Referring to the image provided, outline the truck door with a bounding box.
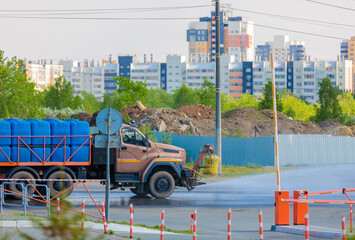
[117,128,152,173]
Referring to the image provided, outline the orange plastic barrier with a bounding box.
[275,191,290,225]
[293,190,308,225]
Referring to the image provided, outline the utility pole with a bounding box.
[215,0,222,174]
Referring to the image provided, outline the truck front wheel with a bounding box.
[8,171,36,200]
[46,171,74,199]
[148,171,175,199]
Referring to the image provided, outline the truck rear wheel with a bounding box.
[148,171,175,199]
[46,171,74,199]
[8,171,36,200]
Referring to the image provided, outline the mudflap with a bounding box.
[181,176,205,191]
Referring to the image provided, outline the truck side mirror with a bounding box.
[144,133,150,147]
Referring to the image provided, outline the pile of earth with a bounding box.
[71,104,355,137]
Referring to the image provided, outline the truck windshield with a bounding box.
[122,128,145,146]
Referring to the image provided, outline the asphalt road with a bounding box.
[3,165,355,239]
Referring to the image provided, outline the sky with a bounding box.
[0,0,355,63]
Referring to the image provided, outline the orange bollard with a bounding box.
[57,198,60,219]
[190,213,193,234]
[294,190,308,225]
[342,216,346,240]
[227,208,231,240]
[350,205,353,233]
[81,200,85,231]
[275,191,290,225]
[259,210,263,240]
[193,210,197,240]
[129,204,133,238]
[102,203,107,234]
[305,214,309,240]
[160,210,165,240]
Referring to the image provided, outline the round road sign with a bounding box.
[96,108,122,135]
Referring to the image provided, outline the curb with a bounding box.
[0,220,176,235]
[271,225,342,239]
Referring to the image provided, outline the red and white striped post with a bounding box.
[160,210,165,240]
[102,203,107,234]
[342,216,346,240]
[81,200,85,231]
[227,208,232,240]
[193,209,197,240]
[57,198,60,219]
[190,213,193,234]
[305,214,309,240]
[350,205,353,233]
[259,210,263,240]
[129,204,134,238]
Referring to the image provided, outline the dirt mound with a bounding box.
[330,126,354,137]
[318,119,344,133]
[71,112,92,123]
[223,108,269,120]
[178,105,215,120]
[260,109,290,120]
[120,105,149,120]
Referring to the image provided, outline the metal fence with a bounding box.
[154,133,355,166]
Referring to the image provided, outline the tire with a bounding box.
[8,171,36,200]
[46,171,74,199]
[130,184,149,197]
[148,171,175,199]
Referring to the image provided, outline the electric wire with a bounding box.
[306,0,355,11]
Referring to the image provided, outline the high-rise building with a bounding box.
[256,35,306,61]
[340,36,355,61]
[187,8,254,63]
[24,60,63,90]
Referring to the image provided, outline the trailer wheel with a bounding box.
[46,171,74,199]
[148,171,175,199]
[8,171,36,200]
[130,184,149,197]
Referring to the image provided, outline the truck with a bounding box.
[0,118,214,199]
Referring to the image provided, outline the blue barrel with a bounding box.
[8,120,31,146]
[0,120,11,146]
[48,120,70,145]
[70,146,90,162]
[31,147,50,162]
[11,147,31,162]
[69,121,90,146]
[51,146,70,162]
[29,120,51,145]
[0,146,11,162]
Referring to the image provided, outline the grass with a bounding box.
[186,163,275,178]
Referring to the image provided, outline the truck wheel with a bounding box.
[8,171,36,200]
[130,184,149,197]
[46,171,74,199]
[148,171,175,199]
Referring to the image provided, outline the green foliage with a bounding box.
[99,92,123,112]
[258,80,283,112]
[315,77,342,122]
[80,91,100,114]
[281,95,316,121]
[0,50,44,119]
[19,202,104,240]
[221,93,238,113]
[144,88,173,108]
[115,77,148,107]
[138,125,158,142]
[196,78,215,108]
[234,93,258,109]
[236,128,244,138]
[172,84,199,108]
[161,132,172,144]
[41,76,83,111]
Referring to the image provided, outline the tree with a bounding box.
[41,76,83,110]
[144,88,173,108]
[196,78,215,108]
[258,80,283,112]
[315,77,342,122]
[0,50,43,119]
[80,91,100,114]
[99,92,123,112]
[172,84,199,109]
[281,95,316,121]
[338,92,355,125]
[115,77,148,107]
[235,93,258,109]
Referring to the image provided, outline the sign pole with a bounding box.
[105,108,111,220]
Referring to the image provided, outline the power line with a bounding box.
[306,0,355,11]
[0,16,198,20]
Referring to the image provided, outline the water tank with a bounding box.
[48,120,70,145]
[70,146,90,162]
[0,146,11,162]
[51,146,70,162]
[69,121,90,145]
[8,120,31,146]
[0,120,11,145]
[31,147,50,162]
[11,147,31,162]
[29,120,51,145]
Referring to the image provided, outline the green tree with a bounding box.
[41,76,83,110]
[338,92,355,125]
[172,84,199,109]
[115,77,148,107]
[235,93,258,109]
[0,50,43,119]
[281,95,316,121]
[221,93,238,113]
[144,88,173,108]
[80,91,101,114]
[196,78,215,108]
[258,80,283,111]
[315,77,342,122]
[99,92,123,112]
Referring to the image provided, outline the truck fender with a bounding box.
[142,161,182,183]
[43,166,77,180]
[7,167,40,180]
